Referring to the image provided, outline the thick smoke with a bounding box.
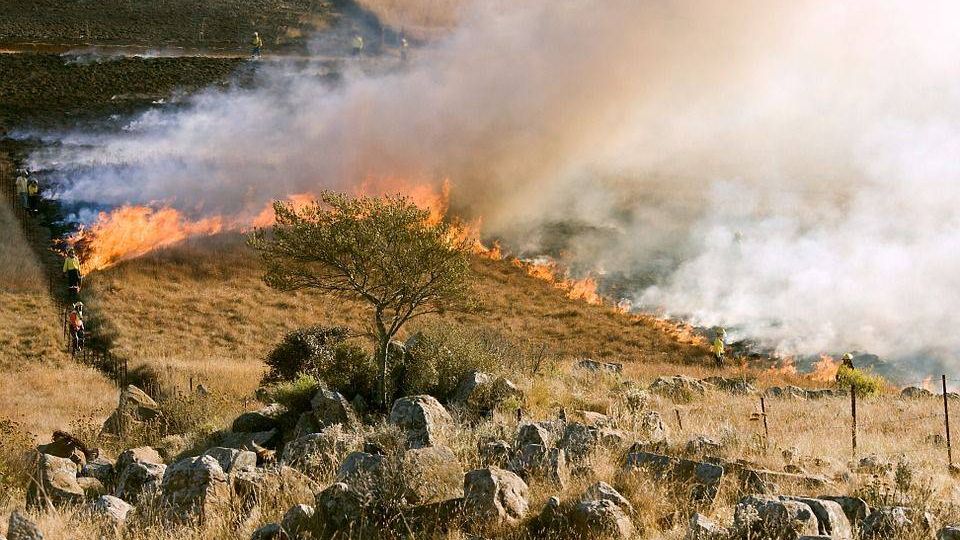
[30,0,960,367]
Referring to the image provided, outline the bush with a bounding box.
[262,326,350,384]
[266,373,322,412]
[399,322,503,401]
[836,366,886,397]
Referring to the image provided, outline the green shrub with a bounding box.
[835,366,886,397]
[266,373,322,412]
[262,326,350,384]
[400,322,504,401]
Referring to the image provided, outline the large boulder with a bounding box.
[233,466,320,514]
[201,447,257,474]
[576,359,623,374]
[114,447,166,502]
[80,456,116,488]
[8,510,43,540]
[940,526,960,540]
[280,503,315,538]
[582,481,634,515]
[281,426,358,478]
[624,451,724,503]
[734,495,819,539]
[688,512,728,540]
[89,495,134,524]
[401,445,465,505]
[861,506,935,539]
[478,439,513,468]
[570,499,635,539]
[311,388,358,428]
[336,451,386,488]
[558,422,599,463]
[313,482,372,537]
[388,395,454,448]
[232,403,288,433]
[450,371,523,413]
[103,385,163,434]
[780,496,852,539]
[649,376,707,400]
[517,422,556,448]
[819,496,870,525]
[463,467,529,528]
[507,444,568,487]
[36,431,89,467]
[27,453,84,509]
[160,455,232,521]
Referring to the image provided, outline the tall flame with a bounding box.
[809,354,839,382]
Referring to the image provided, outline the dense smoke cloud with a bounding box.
[30,0,960,366]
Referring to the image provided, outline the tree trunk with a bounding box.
[375,310,391,411]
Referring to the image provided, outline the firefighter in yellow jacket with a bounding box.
[251,32,263,58]
[63,249,83,295]
[15,170,28,208]
[712,327,726,367]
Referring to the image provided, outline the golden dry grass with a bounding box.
[356,0,464,31]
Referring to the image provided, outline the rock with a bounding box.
[703,376,758,395]
[624,451,724,503]
[939,526,960,540]
[280,504,314,538]
[576,358,623,374]
[462,467,529,527]
[216,429,281,452]
[901,386,935,399]
[291,411,323,439]
[478,439,513,468]
[856,454,893,474]
[558,422,599,463]
[687,512,728,540]
[570,499,635,539]
[195,384,211,396]
[202,447,257,474]
[736,467,830,492]
[781,497,853,539]
[861,506,935,539]
[650,376,707,400]
[250,523,284,540]
[77,476,106,498]
[27,453,84,509]
[686,436,722,457]
[102,385,163,434]
[336,451,386,487]
[388,395,454,448]
[533,496,567,534]
[451,371,523,413]
[80,456,115,487]
[89,495,133,524]
[507,444,568,487]
[8,511,43,540]
[311,388,358,428]
[805,389,841,400]
[636,411,669,448]
[281,426,358,478]
[819,496,870,525]
[233,466,319,515]
[734,495,819,539]
[620,387,650,413]
[36,431,89,467]
[575,410,611,427]
[314,482,372,536]
[582,481,634,515]
[114,447,166,502]
[160,455,231,521]
[517,422,555,448]
[766,386,809,399]
[155,434,189,462]
[232,403,288,433]
[400,445,465,505]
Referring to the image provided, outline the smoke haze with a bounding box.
[29,0,960,367]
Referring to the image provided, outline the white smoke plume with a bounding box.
[29,0,960,368]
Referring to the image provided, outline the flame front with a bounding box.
[809,354,839,382]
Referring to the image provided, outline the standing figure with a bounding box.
[15,170,28,209]
[63,248,83,297]
[26,177,39,213]
[352,33,364,56]
[251,32,263,59]
[712,327,726,368]
[68,302,85,353]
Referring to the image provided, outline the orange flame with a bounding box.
[922,376,933,392]
[809,354,839,382]
[251,192,317,227]
[510,256,602,305]
[72,206,223,271]
[766,357,799,376]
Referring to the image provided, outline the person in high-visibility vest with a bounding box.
[26,177,39,213]
[836,352,855,381]
[63,248,83,293]
[68,302,85,352]
[400,37,409,62]
[15,170,28,208]
[712,327,726,367]
[352,34,364,56]
[251,32,263,59]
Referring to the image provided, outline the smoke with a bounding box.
[28,0,960,367]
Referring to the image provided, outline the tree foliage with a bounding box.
[249,191,474,407]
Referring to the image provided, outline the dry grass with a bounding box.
[356,0,464,31]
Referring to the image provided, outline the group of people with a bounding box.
[63,249,86,352]
[249,29,409,61]
[14,168,40,213]
[711,326,856,378]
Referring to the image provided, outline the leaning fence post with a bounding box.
[943,374,953,469]
[851,384,858,459]
[674,408,683,431]
[760,396,770,450]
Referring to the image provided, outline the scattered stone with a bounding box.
[202,447,257,474]
[451,371,523,413]
[582,481,634,515]
[856,454,893,474]
[36,431,89,467]
[314,482,372,536]
[280,504,314,538]
[703,376,758,395]
[250,523,284,540]
[89,495,133,524]
[232,403,288,433]
[311,388,358,428]
[649,376,707,400]
[81,456,115,487]
[570,499,635,539]
[901,387,935,399]
[77,476,106,498]
[114,447,166,502]
[216,429,281,452]
[462,467,529,527]
[336,451,385,487]
[160,455,231,521]
[401,445,465,505]
[685,436,722,457]
[765,386,808,399]
[281,427,358,478]
[781,496,853,539]
[624,451,724,503]
[819,496,870,525]
[388,395,454,448]
[861,506,935,539]
[576,359,623,374]
[939,526,960,540]
[102,385,163,434]
[688,512,728,540]
[8,510,43,540]
[508,444,568,488]
[558,422,599,463]
[27,453,83,509]
[734,495,819,539]
[478,439,513,468]
[517,422,555,448]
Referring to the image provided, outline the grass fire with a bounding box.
[3,1,960,539]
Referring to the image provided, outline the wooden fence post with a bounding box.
[851,384,858,459]
[760,396,770,450]
[674,408,683,431]
[943,375,953,469]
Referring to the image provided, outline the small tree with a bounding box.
[249,191,474,409]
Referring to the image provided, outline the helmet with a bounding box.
[717,327,727,336]
[73,302,84,310]
[842,352,853,361]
